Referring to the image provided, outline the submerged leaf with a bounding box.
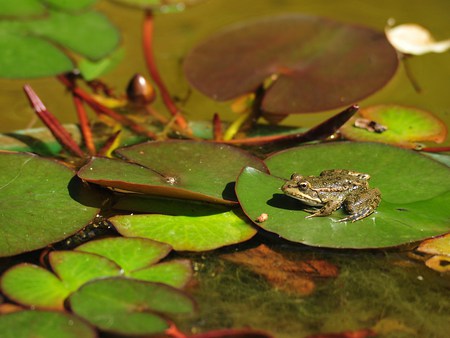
[184,14,398,114]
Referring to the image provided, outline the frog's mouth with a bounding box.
[285,190,323,207]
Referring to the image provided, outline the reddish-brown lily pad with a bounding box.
[183,14,398,114]
[78,140,267,204]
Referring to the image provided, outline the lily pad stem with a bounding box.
[142,10,189,131]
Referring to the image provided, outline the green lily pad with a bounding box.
[0,0,46,18]
[129,260,192,287]
[0,8,119,78]
[78,140,268,204]
[1,251,121,309]
[111,210,257,251]
[44,0,97,11]
[340,105,448,148]
[76,237,171,272]
[0,152,99,257]
[183,14,398,114]
[69,277,195,335]
[0,263,70,310]
[235,142,450,248]
[0,310,96,338]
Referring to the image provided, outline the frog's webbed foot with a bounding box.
[304,200,342,219]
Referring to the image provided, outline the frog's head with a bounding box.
[281,173,322,206]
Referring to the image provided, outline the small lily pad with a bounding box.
[0,310,96,338]
[184,14,398,114]
[76,237,172,272]
[0,152,99,257]
[78,140,268,204]
[1,251,121,309]
[69,277,195,335]
[75,237,193,287]
[111,210,257,251]
[0,8,120,78]
[340,105,447,147]
[235,142,450,248]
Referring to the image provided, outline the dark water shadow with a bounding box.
[67,175,110,209]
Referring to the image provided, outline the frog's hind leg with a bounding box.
[340,188,381,222]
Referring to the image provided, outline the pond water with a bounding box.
[0,1,449,337]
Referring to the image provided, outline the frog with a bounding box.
[281,169,381,222]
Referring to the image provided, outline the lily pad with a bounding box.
[78,140,268,204]
[0,0,46,18]
[0,310,96,338]
[183,14,398,114]
[0,152,99,257]
[0,8,119,78]
[235,142,450,248]
[75,237,193,287]
[69,277,195,335]
[1,251,121,309]
[111,210,257,251]
[340,105,447,147]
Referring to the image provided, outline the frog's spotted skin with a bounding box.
[281,169,381,222]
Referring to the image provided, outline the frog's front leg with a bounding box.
[339,188,381,222]
[304,199,343,219]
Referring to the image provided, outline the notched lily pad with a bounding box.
[184,14,398,114]
[236,142,450,248]
[340,105,447,148]
[78,140,268,204]
[69,277,195,335]
[0,152,99,257]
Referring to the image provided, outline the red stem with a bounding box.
[142,10,189,130]
[23,85,86,158]
[58,75,158,139]
[421,146,450,153]
[73,95,96,155]
[212,113,222,141]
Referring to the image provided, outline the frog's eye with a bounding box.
[298,182,310,190]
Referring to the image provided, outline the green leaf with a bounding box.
[75,237,172,272]
[69,277,195,335]
[0,152,99,257]
[235,142,450,249]
[1,263,69,310]
[340,105,448,147]
[78,47,125,80]
[0,310,96,338]
[0,0,46,18]
[111,210,257,251]
[129,260,192,287]
[49,251,122,292]
[0,34,74,78]
[78,140,268,204]
[30,10,120,61]
[184,14,398,114]
[0,7,120,78]
[43,0,97,11]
